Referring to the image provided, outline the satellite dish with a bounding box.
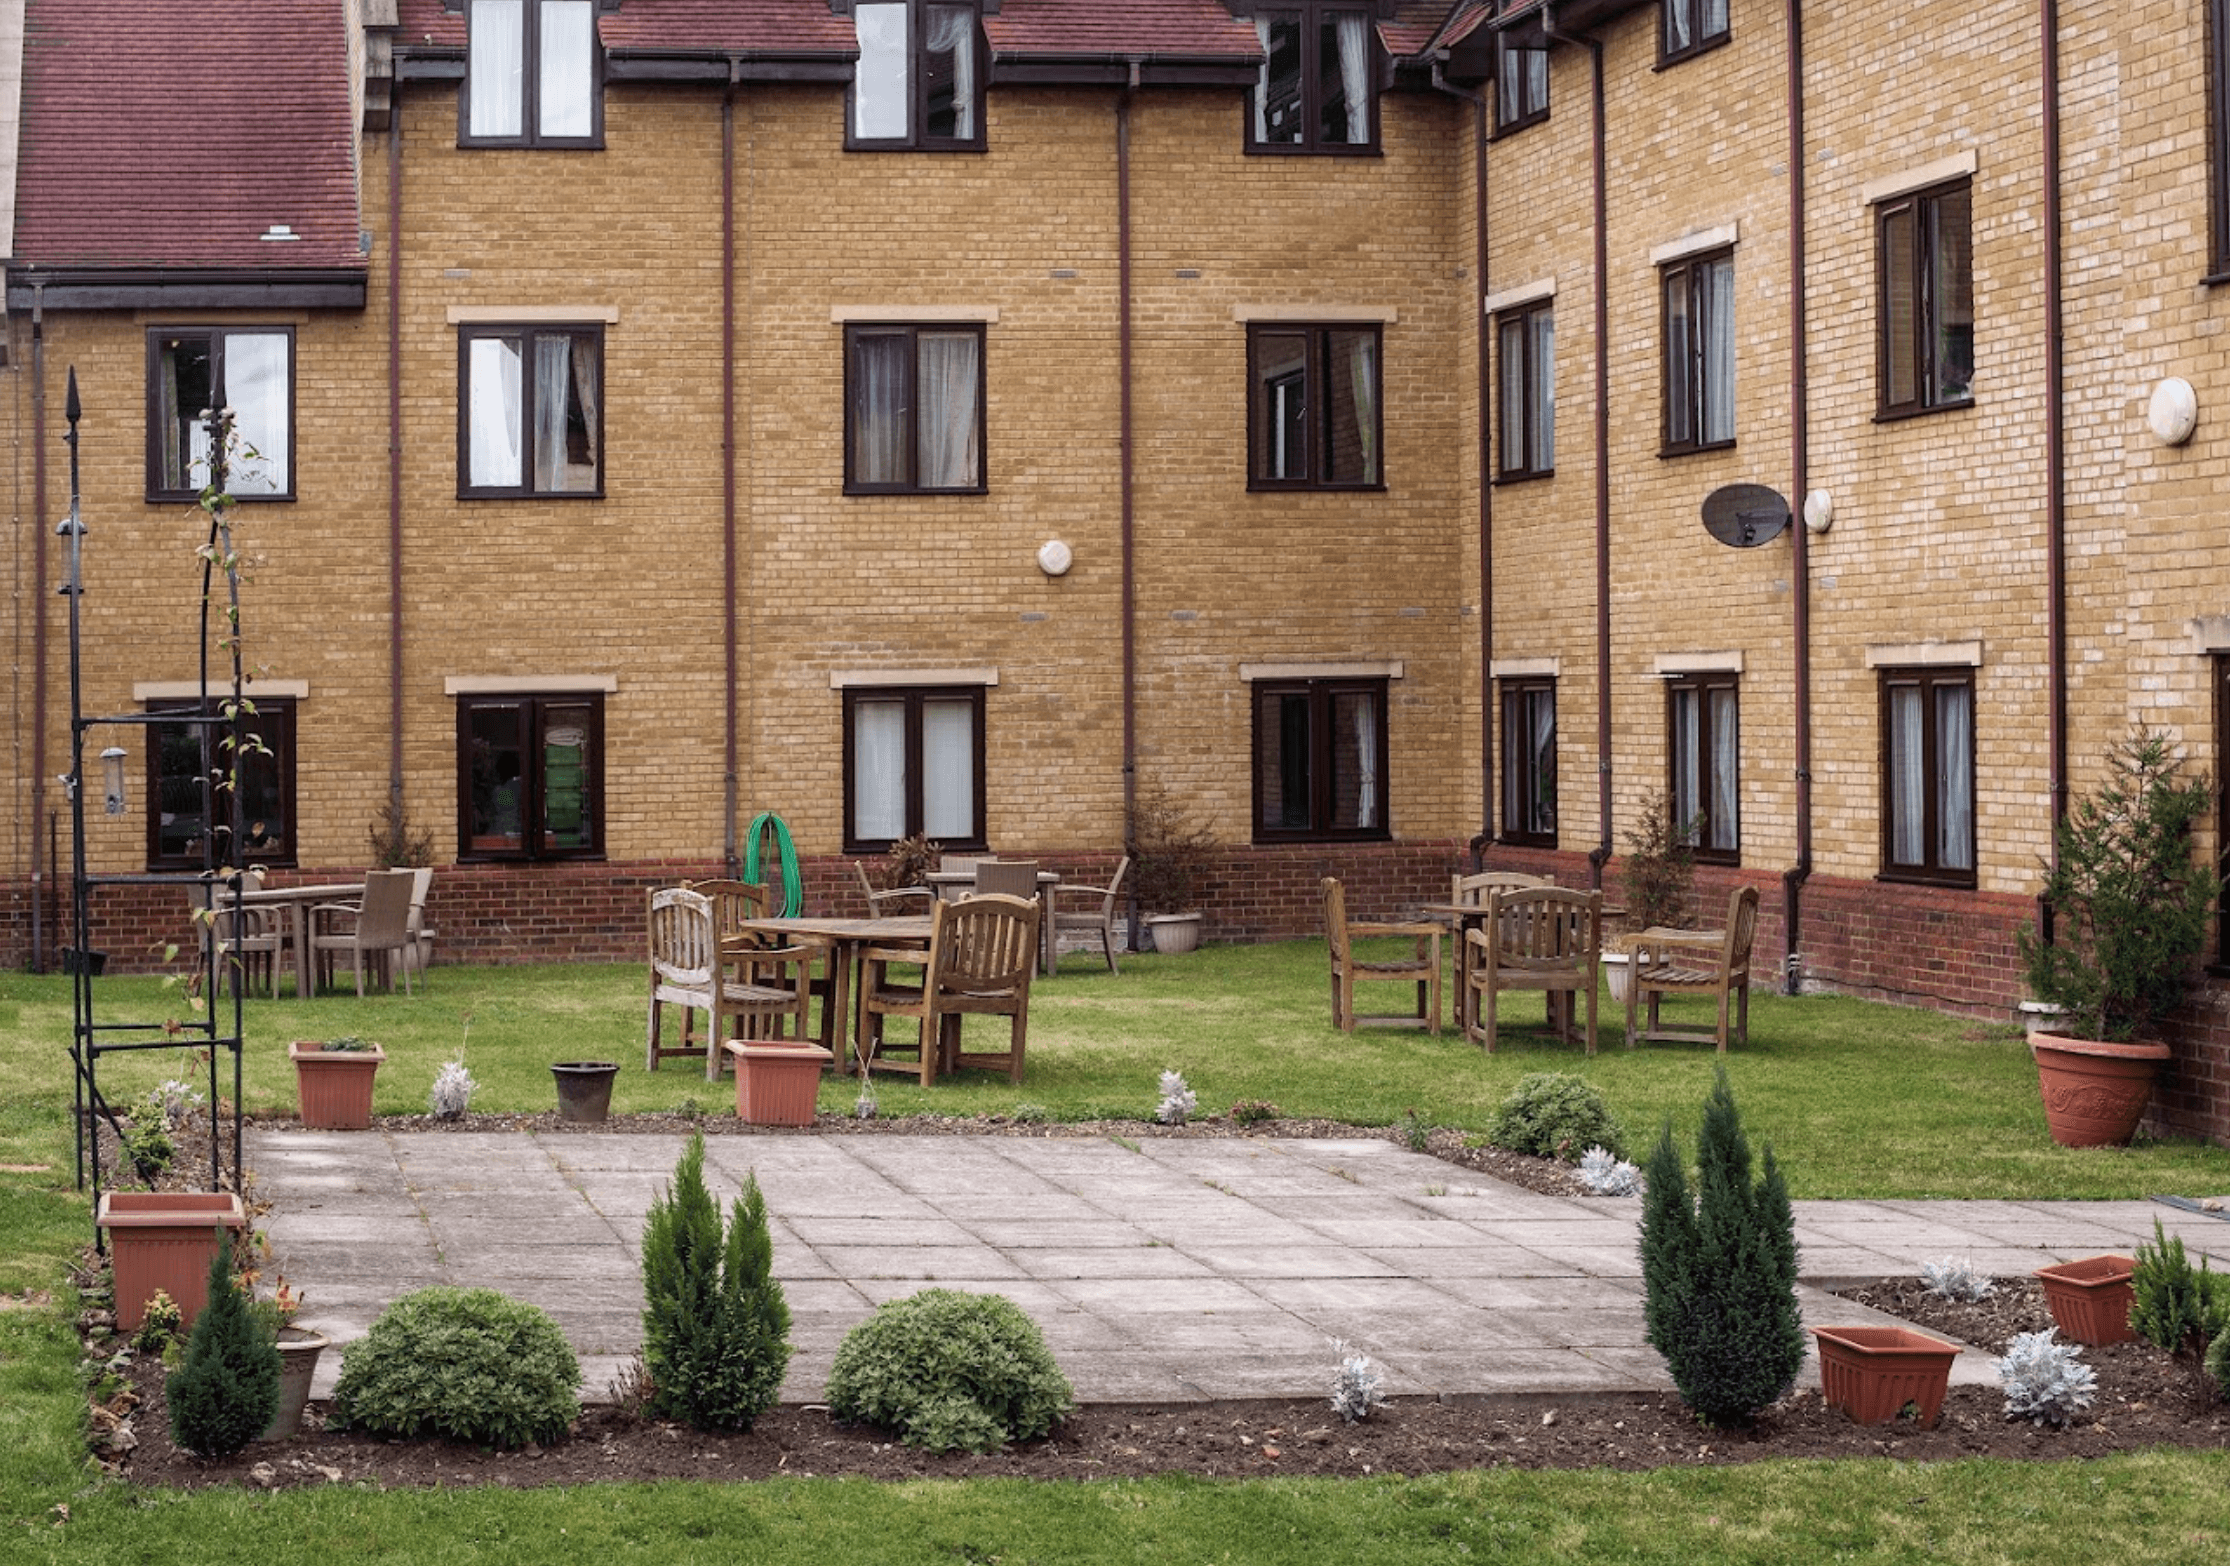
[1701,484,1792,549]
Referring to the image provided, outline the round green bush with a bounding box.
[1488,1071,1626,1163]
[330,1286,580,1448]
[825,1288,1073,1454]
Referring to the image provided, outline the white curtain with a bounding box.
[852,333,908,484]
[1672,688,1700,835]
[1889,686,1924,865]
[469,336,524,488]
[1498,318,1525,473]
[1705,258,1736,443]
[926,5,975,138]
[917,332,980,488]
[1336,13,1371,144]
[1937,684,1973,871]
[532,336,571,492]
[1532,311,1555,471]
[853,700,906,842]
[1668,0,1693,52]
[469,0,524,137]
[224,332,289,494]
[1352,697,1378,828]
[922,699,975,840]
[1348,332,1378,483]
[1253,20,1273,142]
[1710,687,1739,851]
[854,3,909,139]
[1530,694,1556,833]
[1705,0,1730,35]
[538,0,595,139]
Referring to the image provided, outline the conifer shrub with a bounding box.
[640,1132,792,1431]
[1488,1072,1627,1162]
[2128,1219,2230,1360]
[330,1287,580,1447]
[1639,1065,1805,1426]
[825,1289,1073,1453]
[165,1235,280,1458]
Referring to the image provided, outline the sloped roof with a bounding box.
[12,0,363,275]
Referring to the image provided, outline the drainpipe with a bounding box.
[2039,0,2068,941]
[1544,8,1612,890]
[30,283,47,970]
[1781,0,1813,992]
[387,93,406,829]
[1118,63,1139,936]
[723,60,741,876]
[1429,56,1494,860]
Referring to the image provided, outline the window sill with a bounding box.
[843,486,990,498]
[147,490,294,505]
[1492,468,1555,486]
[1246,480,1389,494]
[844,140,990,155]
[457,137,606,152]
[1871,398,1974,425]
[1497,834,1558,851]
[1873,870,1978,892]
[1657,440,1736,460]
[1491,110,1548,141]
[457,488,607,502]
[1243,142,1382,159]
[1655,33,1733,71]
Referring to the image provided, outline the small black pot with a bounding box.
[551,1061,620,1124]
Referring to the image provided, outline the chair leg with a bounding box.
[647,992,661,1071]
[1715,985,1732,1054]
[1582,980,1598,1055]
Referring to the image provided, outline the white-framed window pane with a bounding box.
[224,332,290,495]
[852,698,907,842]
[468,335,525,489]
[921,698,976,839]
[854,3,910,140]
[469,0,525,137]
[538,0,595,139]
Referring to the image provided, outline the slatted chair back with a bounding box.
[1450,870,1551,907]
[1465,887,1602,1054]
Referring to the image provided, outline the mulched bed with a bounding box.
[75,1110,2230,1489]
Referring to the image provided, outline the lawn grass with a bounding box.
[6,951,2230,1558]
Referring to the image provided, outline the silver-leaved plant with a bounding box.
[1996,1327,2097,1428]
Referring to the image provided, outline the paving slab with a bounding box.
[247,1127,2218,1407]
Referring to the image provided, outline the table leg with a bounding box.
[827,940,856,1074]
[291,904,313,999]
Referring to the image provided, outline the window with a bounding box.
[147,699,297,869]
[1500,679,1556,846]
[1248,5,1377,154]
[146,328,293,501]
[1662,249,1735,454]
[844,687,985,852]
[1666,673,1738,863]
[1251,679,1389,842]
[2214,0,2230,275]
[458,324,603,496]
[850,2,983,150]
[1880,667,1974,886]
[1248,323,1382,488]
[845,323,985,494]
[1877,181,1974,417]
[1494,35,1548,133]
[1495,301,1554,480]
[457,694,603,860]
[1661,0,1729,65]
[463,0,601,147]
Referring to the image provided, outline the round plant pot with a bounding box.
[551,1061,621,1124]
[2029,1033,2171,1148]
[1601,951,1634,1005]
[1810,1325,1962,1427]
[1144,912,1203,955]
[289,1041,385,1130]
[259,1325,331,1441]
[726,1039,833,1126]
[2034,1253,2138,1346]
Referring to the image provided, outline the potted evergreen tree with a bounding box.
[2016,728,2219,1146]
[1128,782,1213,955]
[1608,790,1697,1003]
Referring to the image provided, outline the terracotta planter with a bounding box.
[289,1041,385,1130]
[2029,1033,2171,1148]
[96,1190,246,1332]
[2035,1254,2138,1346]
[1811,1325,1962,1427]
[1144,913,1203,955]
[259,1325,330,1441]
[726,1039,832,1126]
[551,1061,620,1124]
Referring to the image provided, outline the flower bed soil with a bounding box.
[79,1111,2230,1490]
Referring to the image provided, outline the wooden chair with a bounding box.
[1625,885,1761,1052]
[646,887,814,1079]
[1449,871,1551,1032]
[1321,877,1442,1035]
[310,868,418,997]
[854,859,933,917]
[693,877,835,1047]
[1464,886,1603,1054]
[974,860,1048,974]
[1048,855,1129,976]
[859,893,1039,1086]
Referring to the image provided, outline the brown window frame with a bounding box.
[1499,677,1557,848]
[2216,656,2230,966]
[1666,672,1739,866]
[146,698,298,871]
[842,685,988,855]
[1244,4,1382,157]
[1875,179,1975,419]
[2212,0,2230,279]
[1495,299,1554,481]
[842,322,988,495]
[458,0,605,150]
[1660,248,1735,456]
[456,692,606,863]
[1493,35,1548,135]
[1246,322,1386,490]
[1878,666,1976,889]
[456,323,606,499]
[1659,0,1730,67]
[845,1,987,153]
[1250,677,1392,844]
[145,327,296,503]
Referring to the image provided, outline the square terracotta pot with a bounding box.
[289,1041,385,1129]
[97,1190,246,1331]
[2035,1254,2137,1346]
[1811,1325,1962,1427]
[726,1039,832,1126]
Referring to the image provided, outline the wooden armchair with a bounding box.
[860,893,1039,1086]
[1321,877,1442,1035]
[1464,887,1602,1054]
[1625,885,1761,1052]
[647,887,815,1080]
[1048,855,1129,976]
[1449,871,1551,1032]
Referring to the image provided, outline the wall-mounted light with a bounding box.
[100,747,127,816]
[1036,539,1073,577]
[1802,489,1834,535]
[2148,377,2198,446]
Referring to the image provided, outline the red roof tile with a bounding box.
[15,0,364,271]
